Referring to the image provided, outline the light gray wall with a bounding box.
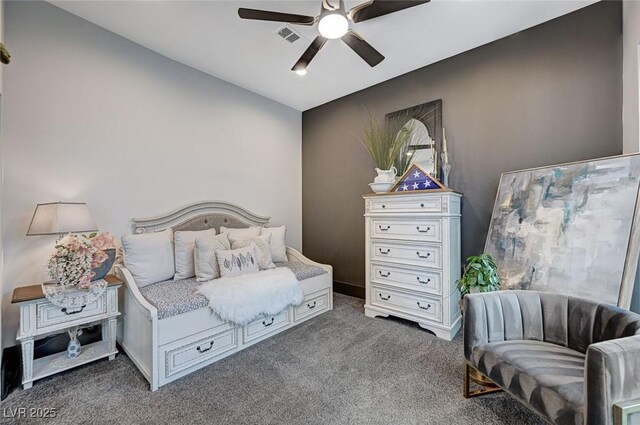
[1,1,302,347]
[302,1,623,297]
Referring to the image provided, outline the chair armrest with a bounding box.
[463,293,491,362]
[585,335,640,425]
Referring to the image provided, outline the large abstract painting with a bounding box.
[485,154,640,308]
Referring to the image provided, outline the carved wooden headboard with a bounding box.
[132,201,270,234]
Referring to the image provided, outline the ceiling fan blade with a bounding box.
[238,8,316,25]
[341,30,384,67]
[292,36,327,71]
[348,0,430,23]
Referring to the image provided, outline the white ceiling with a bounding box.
[50,0,597,111]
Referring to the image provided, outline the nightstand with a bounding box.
[11,275,122,390]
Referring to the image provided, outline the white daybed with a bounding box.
[115,201,333,391]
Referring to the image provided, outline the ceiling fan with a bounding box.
[238,0,430,75]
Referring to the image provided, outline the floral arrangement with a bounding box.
[48,232,117,288]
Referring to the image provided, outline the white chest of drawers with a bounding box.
[363,191,462,340]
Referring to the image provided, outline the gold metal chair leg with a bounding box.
[463,362,503,398]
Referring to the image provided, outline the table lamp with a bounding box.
[26,202,98,237]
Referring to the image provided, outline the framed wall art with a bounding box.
[484,154,640,308]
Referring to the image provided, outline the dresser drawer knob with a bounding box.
[382,204,386,209]
[417,302,431,310]
[262,317,275,327]
[416,226,431,233]
[61,305,86,315]
[379,225,391,231]
[307,301,317,309]
[416,277,431,284]
[196,341,214,353]
[420,203,424,208]
[416,252,431,259]
[379,248,391,255]
[379,271,391,278]
[379,294,391,301]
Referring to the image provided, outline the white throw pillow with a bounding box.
[261,226,287,262]
[230,234,276,270]
[174,229,216,280]
[219,226,261,240]
[122,228,175,288]
[217,244,260,277]
[194,233,231,282]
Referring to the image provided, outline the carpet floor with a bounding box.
[2,293,544,425]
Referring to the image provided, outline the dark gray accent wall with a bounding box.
[302,1,623,297]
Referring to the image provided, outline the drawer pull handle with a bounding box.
[379,271,391,278]
[379,225,391,231]
[416,252,431,259]
[417,302,432,310]
[382,204,386,209]
[262,317,275,327]
[379,294,391,301]
[416,277,431,284]
[379,248,391,255]
[196,341,214,353]
[420,203,425,208]
[61,305,86,315]
[416,226,431,233]
[307,301,317,309]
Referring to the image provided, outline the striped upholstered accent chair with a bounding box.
[463,290,640,425]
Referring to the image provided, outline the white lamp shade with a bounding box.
[26,202,98,236]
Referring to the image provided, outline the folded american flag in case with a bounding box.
[391,164,445,192]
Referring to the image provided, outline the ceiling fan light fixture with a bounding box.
[318,13,348,39]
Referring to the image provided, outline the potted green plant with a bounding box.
[456,253,501,297]
[360,111,412,193]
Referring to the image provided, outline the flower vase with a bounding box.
[67,337,81,359]
[91,248,116,281]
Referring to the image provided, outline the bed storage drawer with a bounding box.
[371,286,442,323]
[243,309,290,343]
[161,326,238,379]
[36,295,107,330]
[294,290,330,322]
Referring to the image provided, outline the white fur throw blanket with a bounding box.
[197,268,304,325]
